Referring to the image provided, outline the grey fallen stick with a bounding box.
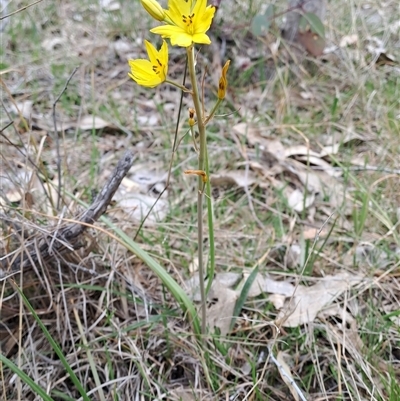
[1,150,134,273]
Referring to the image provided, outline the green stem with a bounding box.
[187,45,207,337]
[204,98,222,126]
[204,147,215,296]
[165,79,191,93]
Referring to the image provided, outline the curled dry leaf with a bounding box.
[30,114,115,133]
[9,100,33,118]
[285,150,341,178]
[284,145,321,159]
[296,155,340,177]
[277,272,364,327]
[77,115,112,131]
[232,123,286,161]
[238,273,295,298]
[288,188,315,212]
[285,243,302,269]
[207,280,238,336]
[185,272,241,302]
[115,194,167,223]
[320,129,373,157]
[114,169,168,223]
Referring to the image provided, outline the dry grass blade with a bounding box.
[1,0,399,399]
[0,0,44,21]
[1,150,134,273]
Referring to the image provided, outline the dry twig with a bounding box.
[1,150,134,274]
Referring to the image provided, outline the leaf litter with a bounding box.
[1,0,400,399]
[185,269,364,331]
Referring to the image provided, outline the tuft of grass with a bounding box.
[1,0,399,400]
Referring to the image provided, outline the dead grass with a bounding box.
[1,0,400,400]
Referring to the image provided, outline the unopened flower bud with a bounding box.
[217,60,230,100]
[140,0,165,22]
[188,108,196,126]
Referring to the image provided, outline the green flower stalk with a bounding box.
[128,0,227,339]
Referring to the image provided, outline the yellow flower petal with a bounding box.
[191,33,211,45]
[128,40,169,88]
[194,5,215,32]
[152,0,215,47]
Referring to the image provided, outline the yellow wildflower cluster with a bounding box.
[128,0,230,100]
[128,0,223,88]
[128,0,215,87]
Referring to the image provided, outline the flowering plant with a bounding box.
[128,0,230,336]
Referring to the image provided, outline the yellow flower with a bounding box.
[140,0,166,22]
[128,40,168,88]
[150,0,215,47]
[217,60,230,99]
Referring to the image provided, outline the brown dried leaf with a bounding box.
[285,145,320,159]
[320,130,373,157]
[298,30,326,56]
[114,169,168,223]
[207,280,238,336]
[238,273,295,298]
[233,123,286,161]
[278,272,363,327]
[77,115,112,131]
[184,272,241,302]
[288,188,315,212]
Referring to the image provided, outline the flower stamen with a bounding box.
[128,40,168,87]
[150,0,215,47]
[182,13,195,27]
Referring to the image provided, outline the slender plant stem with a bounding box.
[203,99,222,295]
[165,79,191,93]
[187,45,207,337]
[204,98,222,126]
[204,147,215,296]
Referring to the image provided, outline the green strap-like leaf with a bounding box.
[15,288,91,401]
[0,353,56,401]
[299,12,325,38]
[230,266,259,331]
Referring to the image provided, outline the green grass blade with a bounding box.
[15,286,90,401]
[0,353,55,401]
[100,215,202,337]
[63,190,201,337]
[230,266,259,331]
